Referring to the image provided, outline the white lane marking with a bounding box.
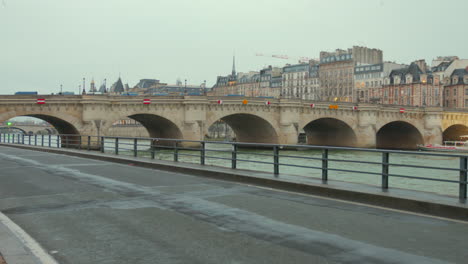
[0,212,59,264]
[250,185,468,225]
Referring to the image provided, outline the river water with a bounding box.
[3,134,461,198]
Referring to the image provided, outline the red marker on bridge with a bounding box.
[310,103,315,108]
[217,100,223,104]
[143,99,151,105]
[36,98,46,104]
[265,101,271,106]
[399,108,405,113]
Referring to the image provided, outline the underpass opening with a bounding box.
[2,116,78,148]
[443,125,468,141]
[303,118,357,147]
[377,121,423,150]
[127,114,183,146]
[0,126,27,135]
[206,120,234,141]
[209,114,278,144]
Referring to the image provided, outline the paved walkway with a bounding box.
[1,145,468,263]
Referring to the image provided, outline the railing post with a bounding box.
[34,134,37,146]
[100,136,104,153]
[48,134,51,147]
[133,138,138,157]
[12,134,15,144]
[64,135,68,148]
[273,146,279,176]
[29,135,31,145]
[115,138,119,155]
[200,142,206,165]
[173,141,178,162]
[22,134,25,144]
[232,144,237,169]
[87,136,91,151]
[322,149,328,183]
[382,152,389,189]
[78,136,82,149]
[41,134,44,147]
[151,141,156,159]
[56,135,60,148]
[459,157,467,200]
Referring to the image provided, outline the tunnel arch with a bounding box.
[207,113,278,143]
[377,121,423,150]
[443,124,468,141]
[302,118,357,147]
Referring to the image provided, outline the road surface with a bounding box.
[0,146,466,264]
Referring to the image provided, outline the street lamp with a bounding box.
[184,79,187,95]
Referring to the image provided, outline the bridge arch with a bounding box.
[206,113,278,143]
[442,124,468,141]
[0,114,80,135]
[302,118,357,147]
[128,114,183,139]
[103,113,184,140]
[377,121,423,149]
[0,126,27,134]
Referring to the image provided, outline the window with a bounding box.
[454,89,457,96]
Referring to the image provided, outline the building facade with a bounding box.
[354,62,407,103]
[319,46,383,102]
[382,62,442,107]
[443,68,468,108]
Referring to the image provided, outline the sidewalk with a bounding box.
[0,212,40,264]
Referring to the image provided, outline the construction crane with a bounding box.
[255,53,312,63]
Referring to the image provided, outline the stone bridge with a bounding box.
[0,124,57,135]
[1,95,468,149]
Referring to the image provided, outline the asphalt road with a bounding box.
[0,146,467,264]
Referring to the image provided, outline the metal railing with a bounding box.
[0,133,467,201]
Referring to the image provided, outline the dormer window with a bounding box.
[444,77,451,85]
[453,77,459,85]
[464,77,468,85]
[406,74,413,84]
[394,76,400,85]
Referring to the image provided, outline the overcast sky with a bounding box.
[1,0,467,94]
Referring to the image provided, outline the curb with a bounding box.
[0,211,58,264]
[2,143,468,221]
